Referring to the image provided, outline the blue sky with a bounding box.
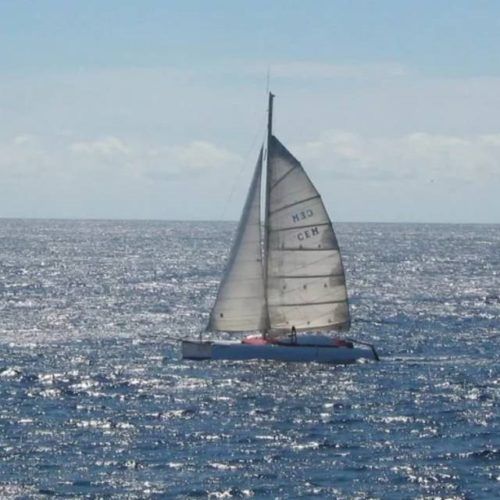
[1,1,500,222]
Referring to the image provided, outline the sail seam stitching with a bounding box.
[270,222,330,232]
[269,195,321,215]
[269,273,345,279]
[270,165,299,190]
[271,247,338,252]
[269,299,347,307]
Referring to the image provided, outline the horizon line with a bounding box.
[0,216,499,226]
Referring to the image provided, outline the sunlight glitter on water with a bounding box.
[0,220,499,497]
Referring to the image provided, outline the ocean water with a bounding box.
[0,219,499,498]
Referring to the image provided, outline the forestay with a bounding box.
[208,149,266,331]
[265,136,350,332]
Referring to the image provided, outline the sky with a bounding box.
[1,0,500,223]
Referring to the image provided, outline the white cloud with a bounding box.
[1,62,500,221]
[68,137,242,180]
[13,134,37,146]
[0,134,242,183]
[0,132,249,219]
[145,140,242,180]
[70,136,130,156]
[295,130,500,183]
[0,135,52,178]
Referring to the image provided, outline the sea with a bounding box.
[0,219,498,498]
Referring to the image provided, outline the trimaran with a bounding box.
[182,93,379,363]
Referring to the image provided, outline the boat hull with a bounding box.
[181,340,377,364]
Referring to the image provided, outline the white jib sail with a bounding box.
[266,136,350,332]
[208,149,266,331]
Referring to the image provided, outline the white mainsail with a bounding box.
[208,97,350,335]
[265,136,350,332]
[208,149,266,331]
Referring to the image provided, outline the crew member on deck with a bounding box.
[290,325,297,344]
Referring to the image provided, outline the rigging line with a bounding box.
[218,110,267,222]
[218,73,272,221]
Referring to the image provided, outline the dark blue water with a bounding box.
[0,219,499,498]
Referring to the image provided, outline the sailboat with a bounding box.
[182,93,379,363]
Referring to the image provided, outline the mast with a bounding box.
[267,92,274,143]
[263,92,274,336]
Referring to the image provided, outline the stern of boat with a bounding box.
[181,340,213,360]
